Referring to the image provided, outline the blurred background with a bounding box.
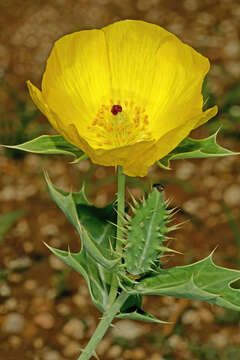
[0,0,240,359]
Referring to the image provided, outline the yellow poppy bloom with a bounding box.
[27,20,217,177]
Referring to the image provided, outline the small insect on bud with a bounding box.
[153,183,165,192]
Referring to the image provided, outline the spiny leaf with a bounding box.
[124,188,172,275]
[45,172,118,269]
[3,134,85,161]
[45,244,110,312]
[117,294,168,323]
[133,253,240,311]
[117,309,168,324]
[158,131,238,169]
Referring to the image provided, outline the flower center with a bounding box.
[88,100,152,148]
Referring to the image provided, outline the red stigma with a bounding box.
[111,104,122,115]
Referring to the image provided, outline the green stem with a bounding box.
[116,165,126,254]
[107,165,125,307]
[77,291,129,360]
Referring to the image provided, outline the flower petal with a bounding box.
[103,20,211,140]
[122,106,218,177]
[41,29,112,138]
[149,37,211,137]
[27,80,60,131]
[102,20,173,107]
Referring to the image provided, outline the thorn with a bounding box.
[124,243,132,249]
[125,213,132,222]
[157,246,182,255]
[129,203,137,214]
[129,192,140,207]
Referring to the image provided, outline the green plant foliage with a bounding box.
[45,244,111,311]
[45,173,118,270]
[44,175,164,322]
[4,135,85,161]
[0,209,25,243]
[124,188,176,275]
[44,174,118,311]
[117,293,167,323]
[158,131,237,169]
[129,253,240,311]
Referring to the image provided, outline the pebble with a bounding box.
[224,40,240,58]
[198,308,214,323]
[41,224,59,237]
[137,0,160,11]
[2,313,25,333]
[209,330,229,348]
[108,344,122,358]
[94,192,108,207]
[131,348,146,359]
[23,241,34,253]
[176,161,196,180]
[203,175,218,188]
[42,350,62,360]
[124,349,146,359]
[0,281,11,297]
[63,318,85,340]
[57,333,69,346]
[33,337,44,349]
[112,320,146,340]
[4,298,18,311]
[77,159,91,172]
[56,303,71,316]
[96,337,111,355]
[183,197,206,215]
[168,334,187,350]
[13,219,30,237]
[8,256,32,270]
[208,202,221,215]
[181,309,201,328]
[223,184,240,206]
[72,293,87,308]
[184,0,198,11]
[63,340,81,357]
[49,254,66,270]
[7,273,22,283]
[8,335,22,348]
[34,312,55,329]
[24,279,37,291]
[151,354,166,360]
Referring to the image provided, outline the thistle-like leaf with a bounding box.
[45,244,110,312]
[45,172,118,269]
[3,134,85,161]
[124,188,173,275]
[117,294,169,324]
[158,131,238,169]
[133,252,240,311]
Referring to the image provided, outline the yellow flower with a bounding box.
[27,20,217,177]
